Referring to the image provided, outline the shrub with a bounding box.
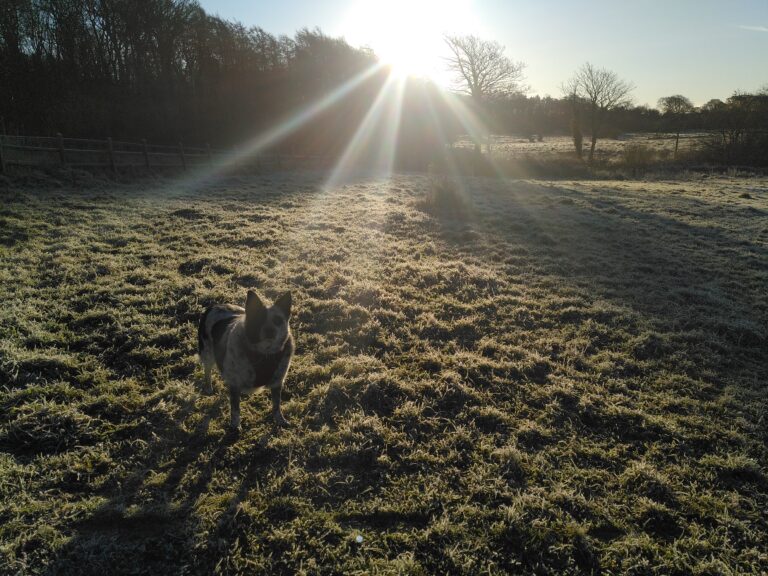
[418,175,468,219]
[491,153,590,178]
[698,132,768,167]
[622,144,656,171]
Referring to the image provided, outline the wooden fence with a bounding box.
[0,133,328,174]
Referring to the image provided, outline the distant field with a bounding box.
[456,133,708,161]
[1,172,766,574]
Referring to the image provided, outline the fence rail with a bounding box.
[0,133,328,174]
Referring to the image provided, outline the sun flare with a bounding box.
[343,0,477,79]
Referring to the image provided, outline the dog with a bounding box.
[198,290,293,429]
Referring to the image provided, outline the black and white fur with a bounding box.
[198,290,293,429]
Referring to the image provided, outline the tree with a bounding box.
[563,85,584,159]
[658,95,694,159]
[699,92,768,165]
[701,99,724,112]
[444,34,525,152]
[564,63,634,162]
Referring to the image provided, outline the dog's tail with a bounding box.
[198,306,213,357]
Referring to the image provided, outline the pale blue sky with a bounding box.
[199,0,767,106]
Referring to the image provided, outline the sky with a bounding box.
[199,0,768,107]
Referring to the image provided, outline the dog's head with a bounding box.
[244,290,292,354]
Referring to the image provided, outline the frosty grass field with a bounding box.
[0,171,766,574]
[455,133,707,159]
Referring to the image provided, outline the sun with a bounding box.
[342,0,477,79]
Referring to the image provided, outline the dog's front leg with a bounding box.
[229,387,241,430]
[269,339,293,427]
[271,385,289,427]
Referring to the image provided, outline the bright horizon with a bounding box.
[199,0,767,107]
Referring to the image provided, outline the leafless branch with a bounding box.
[444,34,525,100]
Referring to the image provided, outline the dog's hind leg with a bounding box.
[198,344,215,395]
[202,360,213,394]
[198,308,215,395]
[229,387,241,430]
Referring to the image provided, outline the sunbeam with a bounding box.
[323,72,405,190]
[379,76,406,176]
[436,92,490,152]
[421,85,469,191]
[173,62,386,189]
[435,90,510,179]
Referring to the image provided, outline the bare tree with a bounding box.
[444,34,525,152]
[658,95,694,159]
[562,80,584,159]
[564,63,633,162]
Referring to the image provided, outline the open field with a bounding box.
[0,171,766,574]
[456,134,709,162]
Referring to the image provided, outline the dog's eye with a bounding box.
[272,316,283,326]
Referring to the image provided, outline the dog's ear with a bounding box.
[245,290,265,316]
[275,292,292,318]
[245,290,267,342]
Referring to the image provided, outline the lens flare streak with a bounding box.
[323,73,406,190]
[175,63,386,187]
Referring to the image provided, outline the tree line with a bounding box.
[489,89,768,163]
[1,1,766,166]
[0,0,386,152]
[444,35,768,166]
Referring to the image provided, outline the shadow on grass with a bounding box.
[427,180,765,356]
[43,390,288,575]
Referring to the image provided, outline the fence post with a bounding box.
[0,135,5,174]
[107,137,116,173]
[57,133,65,164]
[179,141,186,170]
[142,139,150,168]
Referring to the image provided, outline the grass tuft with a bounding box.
[417,175,469,219]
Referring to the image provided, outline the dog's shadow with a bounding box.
[44,378,287,575]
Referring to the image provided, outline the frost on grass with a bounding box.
[0,173,766,574]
